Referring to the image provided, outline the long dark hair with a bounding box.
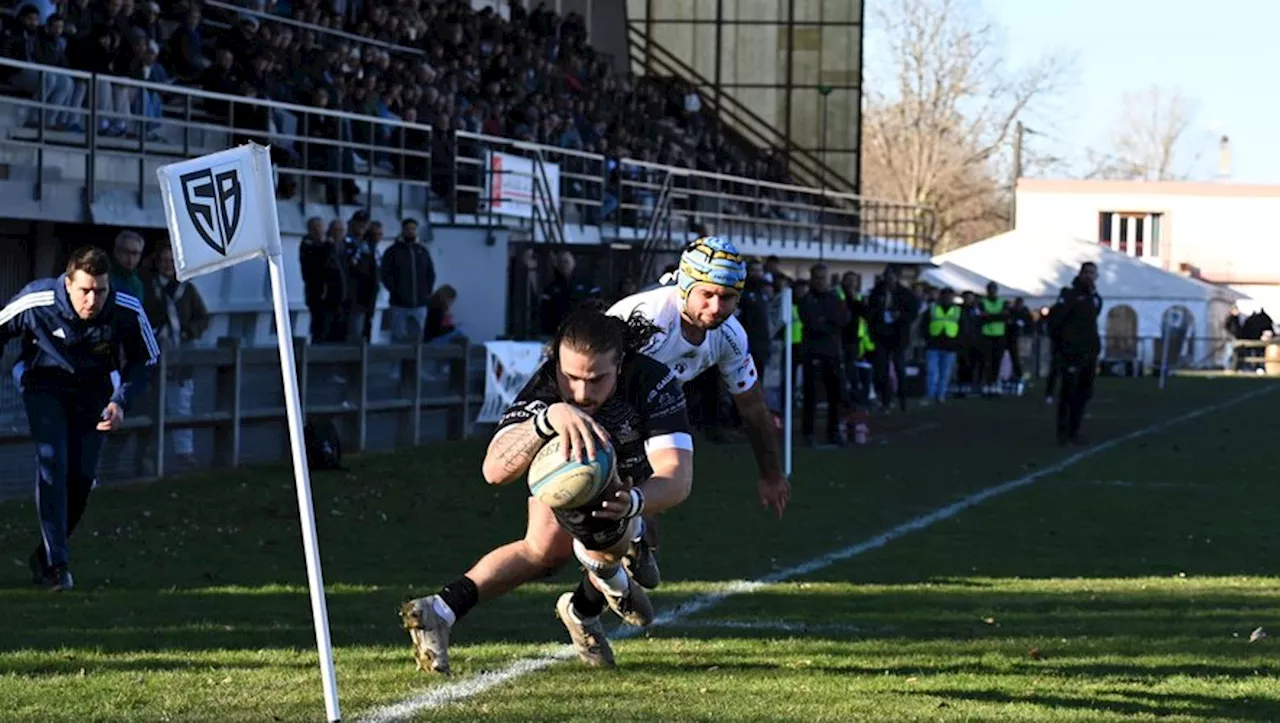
[550,308,660,363]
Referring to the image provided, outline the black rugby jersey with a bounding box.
[496,352,691,491]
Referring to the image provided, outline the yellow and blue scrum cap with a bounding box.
[676,236,747,303]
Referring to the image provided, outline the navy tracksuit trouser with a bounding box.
[25,388,107,568]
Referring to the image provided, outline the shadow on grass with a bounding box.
[929,688,1280,721]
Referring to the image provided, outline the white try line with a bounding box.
[360,384,1275,723]
[667,618,894,636]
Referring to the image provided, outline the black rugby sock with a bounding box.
[569,572,607,619]
[438,576,480,621]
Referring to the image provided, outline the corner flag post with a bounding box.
[157,143,342,723]
[781,286,793,476]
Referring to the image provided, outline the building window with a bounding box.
[1098,211,1162,257]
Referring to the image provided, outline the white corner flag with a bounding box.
[157,143,342,723]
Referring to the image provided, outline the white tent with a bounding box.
[936,231,1245,366]
[918,261,1035,299]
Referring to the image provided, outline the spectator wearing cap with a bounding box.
[379,219,435,344]
[342,210,380,343]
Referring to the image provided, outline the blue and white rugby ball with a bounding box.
[527,436,616,509]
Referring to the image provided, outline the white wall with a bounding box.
[1015,180,1280,285]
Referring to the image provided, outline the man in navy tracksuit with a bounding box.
[0,246,160,590]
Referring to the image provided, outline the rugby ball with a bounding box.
[527,436,616,510]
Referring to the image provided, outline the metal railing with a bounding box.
[613,160,933,254]
[0,57,935,254]
[0,339,483,499]
[0,57,437,213]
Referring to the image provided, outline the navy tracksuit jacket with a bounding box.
[0,275,160,568]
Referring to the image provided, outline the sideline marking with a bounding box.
[361,384,1275,722]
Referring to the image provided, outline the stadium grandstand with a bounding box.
[0,0,935,488]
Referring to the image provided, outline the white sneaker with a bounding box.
[400,595,453,674]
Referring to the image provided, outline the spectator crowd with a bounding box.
[2,0,795,208]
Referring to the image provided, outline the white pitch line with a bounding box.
[360,384,1275,723]
[668,618,891,636]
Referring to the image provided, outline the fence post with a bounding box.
[459,341,472,440]
[412,342,423,446]
[395,344,416,449]
[213,337,242,468]
[446,344,465,441]
[294,336,310,412]
[356,341,369,453]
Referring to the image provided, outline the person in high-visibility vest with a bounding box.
[790,278,809,399]
[920,287,961,404]
[977,281,1009,396]
[838,271,869,408]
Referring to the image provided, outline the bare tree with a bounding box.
[861,0,1073,252]
[1086,85,1206,181]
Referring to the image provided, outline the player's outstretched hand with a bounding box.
[97,402,125,431]
[759,472,790,519]
[592,472,636,520]
[547,402,609,463]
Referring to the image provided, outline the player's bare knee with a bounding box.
[523,535,573,572]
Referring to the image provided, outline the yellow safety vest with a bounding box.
[929,304,960,338]
[791,304,803,343]
[857,317,874,357]
[980,297,1006,337]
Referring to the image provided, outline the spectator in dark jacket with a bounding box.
[342,210,379,342]
[737,259,772,389]
[1048,262,1102,444]
[298,216,348,343]
[866,266,919,413]
[380,218,435,343]
[538,249,598,336]
[166,6,210,79]
[799,263,850,445]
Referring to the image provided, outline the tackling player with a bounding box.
[403,310,694,671]
[608,236,790,518]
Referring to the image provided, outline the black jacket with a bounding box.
[1048,277,1102,359]
[342,234,380,310]
[736,278,772,359]
[866,282,919,349]
[799,288,851,359]
[380,238,436,309]
[539,272,599,336]
[299,238,347,311]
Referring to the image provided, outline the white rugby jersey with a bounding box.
[606,285,759,394]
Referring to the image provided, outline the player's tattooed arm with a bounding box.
[481,422,546,486]
[481,402,554,485]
